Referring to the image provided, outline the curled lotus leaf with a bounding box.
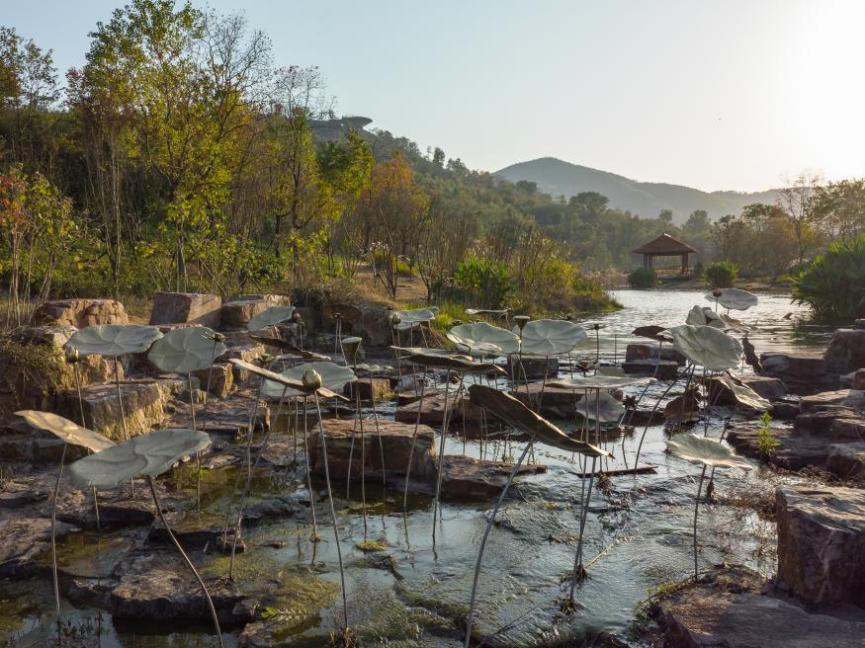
[68,428,211,489]
[229,359,348,401]
[666,433,752,470]
[390,346,505,374]
[550,375,655,390]
[447,322,519,356]
[147,326,227,373]
[393,307,438,331]
[15,410,115,453]
[513,319,587,355]
[711,374,770,411]
[247,306,296,332]
[575,391,626,423]
[668,324,743,372]
[261,361,356,400]
[686,305,725,329]
[66,324,163,357]
[468,385,608,456]
[704,288,759,311]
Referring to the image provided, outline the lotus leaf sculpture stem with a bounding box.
[50,442,67,618]
[693,464,708,578]
[187,371,202,512]
[146,475,224,647]
[402,371,426,512]
[72,363,101,529]
[464,440,533,648]
[301,398,319,542]
[569,455,598,602]
[432,371,465,546]
[311,391,349,630]
[633,379,677,467]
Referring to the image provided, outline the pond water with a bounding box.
[1,289,828,647]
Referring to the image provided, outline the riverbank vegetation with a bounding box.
[2,1,864,323]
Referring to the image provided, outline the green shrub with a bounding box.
[627,267,658,289]
[452,256,511,308]
[793,234,865,322]
[703,261,738,289]
[756,411,780,458]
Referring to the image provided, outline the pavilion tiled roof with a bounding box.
[632,233,697,255]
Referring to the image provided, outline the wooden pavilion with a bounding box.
[632,233,697,274]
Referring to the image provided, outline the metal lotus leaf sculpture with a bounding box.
[711,374,770,411]
[686,305,746,331]
[390,346,505,373]
[514,319,587,355]
[229,358,348,400]
[468,384,607,456]
[668,324,743,371]
[249,334,329,360]
[392,307,438,331]
[66,324,163,357]
[15,410,115,452]
[667,433,751,470]
[68,428,211,489]
[550,375,655,390]
[705,288,759,311]
[261,361,356,400]
[147,326,227,373]
[574,391,626,423]
[447,322,519,356]
[465,307,509,316]
[247,306,296,332]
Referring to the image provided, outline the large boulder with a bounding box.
[219,294,291,330]
[30,298,128,328]
[760,352,839,395]
[149,292,222,328]
[824,328,865,375]
[507,355,559,380]
[776,485,865,608]
[307,418,436,482]
[826,442,865,479]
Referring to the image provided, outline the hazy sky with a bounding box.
[7,0,865,191]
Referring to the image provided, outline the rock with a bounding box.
[165,393,268,440]
[705,374,773,412]
[776,485,865,608]
[760,352,839,395]
[625,343,686,365]
[770,399,800,420]
[622,359,679,381]
[824,328,865,375]
[435,455,546,501]
[109,555,251,626]
[664,391,700,421]
[800,389,853,411]
[394,391,484,426]
[507,354,559,380]
[853,369,865,390]
[651,564,865,648]
[512,382,585,418]
[307,418,437,481]
[192,362,234,398]
[0,516,78,576]
[219,341,268,383]
[793,407,862,437]
[344,377,392,401]
[30,298,128,327]
[856,319,865,330]
[57,377,184,440]
[738,375,787,401]
[826,443,865,479]
[149,292,222,328]
[220,294,291,330]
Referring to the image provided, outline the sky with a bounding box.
[6,0,865,192]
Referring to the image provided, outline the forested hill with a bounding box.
[495,157,778,222]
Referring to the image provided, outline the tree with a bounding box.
[353,152,429,298]
[658,209,674,225]
[812,179,865,240]
[432,147,445,168]
[777,173,822,264]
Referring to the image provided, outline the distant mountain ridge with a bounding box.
[494,157,778,222]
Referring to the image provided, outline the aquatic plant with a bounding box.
[67,429,223,645]
[793,234,865,321]
[756,411,780,458]
[14,410,114,619]
[464,384,607,647]
[666,433,751,578]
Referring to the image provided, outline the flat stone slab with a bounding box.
[625,342,686,365]
[507,355,559,380]
[149,291,222,328]
[0,516,78,576]
[651,565,865,647]
[800,389,853,411]
[166,393,269,440]
[777,485,865,608]
[826,442,865,479]
[622,359,679,381]
[512,382,584,418]
[435,455,546,501]
[30,298,128,328]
